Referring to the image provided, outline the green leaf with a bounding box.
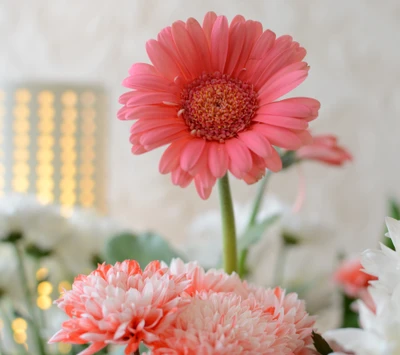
[389,198,400,220]
[383,198,398,250]
[104,231,184,267]
[312,331,334,355]
[340,293,360,328]
[238,214,280,252]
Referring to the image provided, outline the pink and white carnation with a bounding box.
[49,260,189,355]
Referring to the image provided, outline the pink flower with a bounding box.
[297,134,352,166]
[333,257,377,299]
[49,260,189,355]
[245,285,316,354]
[148,291,299,354]
[168,258,247,296]
[118,12,320,199]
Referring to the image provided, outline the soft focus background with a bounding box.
[1,0,399,252]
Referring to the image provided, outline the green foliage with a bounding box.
[281,150,298,169]
[2,231,23,243]
[312,331,334,355]
[340,292,360,328]
[238,214,280,252]
[105,231,184,267]
[237,214,280,278]
[384,198,399,250]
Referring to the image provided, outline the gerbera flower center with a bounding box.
[180,73,258,142]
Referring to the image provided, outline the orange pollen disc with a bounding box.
[180,72,258,142]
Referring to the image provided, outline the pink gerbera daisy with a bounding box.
[49,260,189,355]
[118,12,320,199]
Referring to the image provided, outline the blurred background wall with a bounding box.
[0,0,398,250]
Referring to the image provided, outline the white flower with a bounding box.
[54,207,126,274]
[324,217,400,354]
[0,194,71,251]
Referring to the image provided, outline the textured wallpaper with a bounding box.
[1,0,399,251]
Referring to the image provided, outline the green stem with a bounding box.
[238,170,273,278]
[246,170,273,229]
[238,249,248,279]
[12,244,46,355]
[0,303,11,355]
[218,174,238,274]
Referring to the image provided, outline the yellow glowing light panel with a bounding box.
[0,85,106,212]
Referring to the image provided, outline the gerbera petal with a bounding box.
[208,142,229,178]
[258,66,309,104]
[157,27,192,81]
[281,97,321,121]
[256,125,305,150]
[139,125,188,147]
[211,16,229,72]
[122,74,180,94]
[254,47,304,90]
[242,153,267,184]
[130,118,182,135]
[226,138,252,178]
[225,22,247,75]
[238,129,273,158]
[186,17,212,73]
[146,39,184,81]
[171,167,194,188]
[243,29,276,77]
[194,172,215,200]
[119,105,177,121]
[202,11,217,48]
[125,92,179,107]
[264,148,282,172]
[128,63,158,76]
[233,20,263,78]
[180,139,207,172]
[159,139,190,174]
[172,21,202,78]
[253,114,309,130]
